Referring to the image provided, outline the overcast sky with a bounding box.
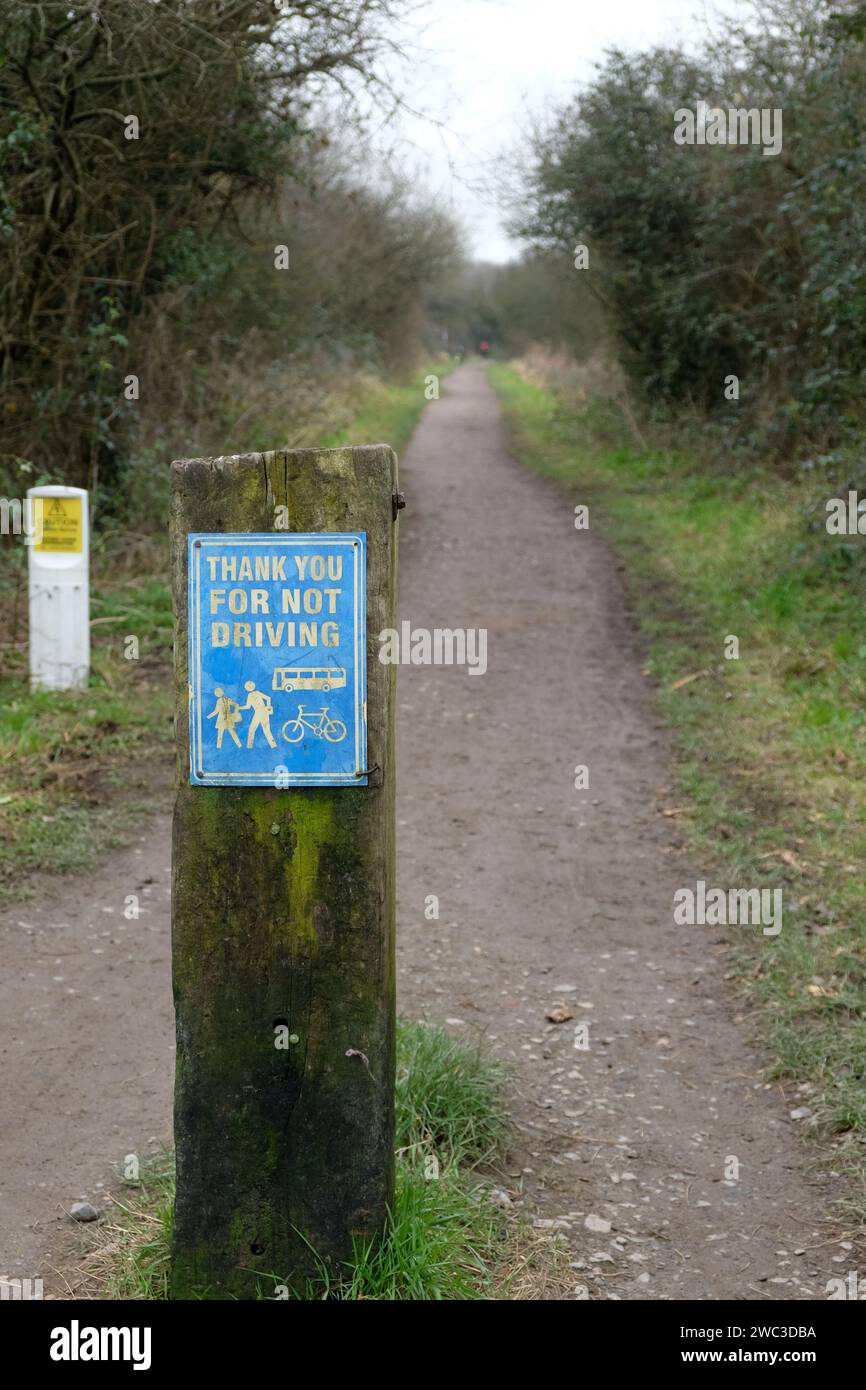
[372,0,753,262]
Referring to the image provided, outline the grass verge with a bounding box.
[318,360,455,456]
[73,1020,513,1300]
[490,361,866,1209]
[0,574,174,901]
[0,365,445,903]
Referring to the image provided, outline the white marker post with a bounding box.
[26,485,90,691]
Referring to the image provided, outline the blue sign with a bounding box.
[187,532,367,787]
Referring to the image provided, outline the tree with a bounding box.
[0,0,414,489]
[514,1,866,451]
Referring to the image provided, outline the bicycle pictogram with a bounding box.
[281,705,348,744]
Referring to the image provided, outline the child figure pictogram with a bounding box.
[207,687,242,748]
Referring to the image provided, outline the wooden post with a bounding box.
[169,446,397,1299]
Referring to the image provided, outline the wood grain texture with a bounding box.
[169,446,397,1299]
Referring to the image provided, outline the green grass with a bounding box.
[78,1021,511,1301]
[227,359,455,459]
[396,1015,508,1169]
[0,571,174,899]
[318,359,455,455]
[490,362,866,1202]
[0,364,445,902]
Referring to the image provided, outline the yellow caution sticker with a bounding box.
[33,495,83,553]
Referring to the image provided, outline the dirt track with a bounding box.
[0,362,850,1299]
[394,364,845,1299]
[0,824,173,1291]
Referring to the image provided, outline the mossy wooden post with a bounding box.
[169,446,397,1299]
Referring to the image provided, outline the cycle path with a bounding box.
[394,362,850,1300]
[0,362,854,1300]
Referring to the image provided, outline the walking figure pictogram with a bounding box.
[207,687,242,748]
[241,680,277,748]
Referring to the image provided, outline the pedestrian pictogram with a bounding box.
[240,681,277,747]
[207,688,242,748]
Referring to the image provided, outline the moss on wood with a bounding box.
[169,446,397,1299]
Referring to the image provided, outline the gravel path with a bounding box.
[0,824,173,1292]
[0,362,849,1299]
[393,363,847,1299]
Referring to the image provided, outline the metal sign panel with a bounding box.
[188,532,367,787]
